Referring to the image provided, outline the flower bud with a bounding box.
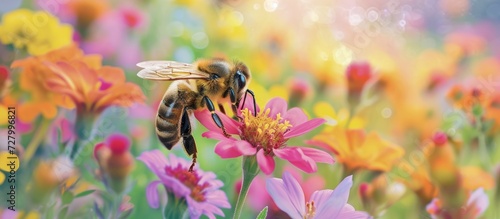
[428,132,466,210]
[31,156,75,203]
[94,133,134,193]
[346,62,373,107]
[0,66,11,97]
[288,77,311,107]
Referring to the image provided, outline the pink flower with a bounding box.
[49,117,75,146]
[266,171,371,219]
[195,97,334,175]
[117,6,146,29]
[137,150,230,219]
[346,61,373,94]
[426,188,489,219]
[238,167,326,214]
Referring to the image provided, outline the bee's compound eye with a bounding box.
[210,73,220,80]
[236,70,246,89]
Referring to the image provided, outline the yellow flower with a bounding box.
[0,152,19,185]
[308,128,404,173]
[313,101,365,130]
[11,44,100,123]
[0,9,73,55]
[30,156,75,203]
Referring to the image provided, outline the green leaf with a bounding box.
[62,191,74,205]
[75,190,96,198]
[256,206,268,219]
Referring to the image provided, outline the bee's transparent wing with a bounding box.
[136,61,210,81]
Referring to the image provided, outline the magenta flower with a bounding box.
[195,97,334,174]
[426,188,489,219]
[137,150,230,219]
[266,171,371,219]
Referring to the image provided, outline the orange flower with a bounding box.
[11,44,101,123]
[446,85,485,112]
[43,60,145,116]
[460,166,494,191]
[485,93,500,132]
[405,167,439,205]
[67,0,108,29]
[307,128,404,173]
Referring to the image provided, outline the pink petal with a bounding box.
[264,97,288,119]
[274,147,317,173]
[337,204,371,219]
[137,150,170,177]
[194,109,240,135]
[284,118,326,138]
[305,140,336,154]
[300,147,335,164]
[466,188,489,217]
[256,149,275,174]
[266,178,304,219]
[60,118,74,142]
[202,131,234,141]
[146,180,163,209]
[214,139,255,158]
[214,140,256,158]
[283,107,308,126]
[315,175,353,218]
[310,189,333,206]
[282,171,306,217]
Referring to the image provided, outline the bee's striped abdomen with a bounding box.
[155,95,184,149]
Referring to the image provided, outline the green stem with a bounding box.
[345,106,356,129]
[164,192,187,219]
[475,115,491,169]
[109,193,122,219]
[233,156,260,219]
[66,114,97,160]
[24,118,52,164]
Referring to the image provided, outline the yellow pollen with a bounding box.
[305,201,316,219]
[240,108,292,151]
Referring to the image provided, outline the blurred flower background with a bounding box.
[0,0,499,218]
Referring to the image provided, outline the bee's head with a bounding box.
[233,62,250,95]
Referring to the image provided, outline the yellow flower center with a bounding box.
[305,201,316,219]
[240,108,292,153]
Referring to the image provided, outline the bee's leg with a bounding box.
[181,107,197,172]
[240,89,257,117]
[202,96,230,137]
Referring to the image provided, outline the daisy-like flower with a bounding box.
[137,150,230,219]
[44,60,145,117]
[195,97,334,174]
[11,44,101,123]
[266,171,370,219]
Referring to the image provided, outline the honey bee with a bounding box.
[136,58,255,171]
